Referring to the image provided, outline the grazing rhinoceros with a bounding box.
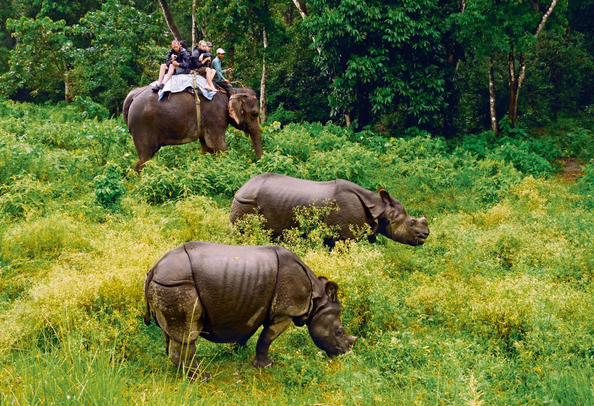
[229,173,430,246]
[144,241,356,379]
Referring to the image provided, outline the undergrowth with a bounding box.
[1,100,593,405]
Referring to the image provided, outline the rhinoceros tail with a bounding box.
[143,264,157,326]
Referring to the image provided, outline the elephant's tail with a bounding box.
[143,263,157,326]
[123,87,145,126]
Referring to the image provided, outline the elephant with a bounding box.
[144,241,356,379]
[123,86,263,172]
[230,173,430,246]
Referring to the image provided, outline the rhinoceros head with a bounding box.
[308,278,357,356]
[378,189,429,246]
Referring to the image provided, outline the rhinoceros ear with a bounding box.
[378,188,405,215]
[378,188,395,205]
[325,280,339,303]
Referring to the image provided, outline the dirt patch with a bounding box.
[558,157,585,183]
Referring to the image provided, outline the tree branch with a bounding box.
[292,0,308,19]
[158,0,182,40]
[291,0,321,54]
[535,0,558,38]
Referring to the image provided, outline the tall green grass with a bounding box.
[1,99,593,404]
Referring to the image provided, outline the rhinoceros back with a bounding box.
[184,242,279,338]
[234,173,337,233]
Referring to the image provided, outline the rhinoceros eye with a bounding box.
[410,218,417,225]
[335,328,344,337]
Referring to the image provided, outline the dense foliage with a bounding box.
[0,101,593,404]
[1,0,592,133]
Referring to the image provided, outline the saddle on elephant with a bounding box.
[153,73,217,101]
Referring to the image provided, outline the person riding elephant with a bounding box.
[191,40,217,92]
[123,86,263,172]
[211,48,233,93]
[152,40,191,92]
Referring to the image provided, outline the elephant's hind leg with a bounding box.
[134,145,161,172]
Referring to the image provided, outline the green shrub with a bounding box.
[0,129,43,183]
[133,162,190,204]
[230,212,273,246]
[575,161,594,208]
[280,203,340,254]
[94,163,126,209]
[487,141,554,176]
[0,173,53,218]
[72,96,110,120]
[562,128,594,161]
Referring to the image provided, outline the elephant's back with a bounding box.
[123,87,148,125]
[126,88,197,138]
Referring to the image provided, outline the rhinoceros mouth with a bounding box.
[415,237,427,245]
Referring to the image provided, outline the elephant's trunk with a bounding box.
[248,123,263,159]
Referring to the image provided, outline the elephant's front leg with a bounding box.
[198,136,209,155]
[252,318,292,368]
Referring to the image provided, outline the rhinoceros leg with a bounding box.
[167,339,211,381]
[252,317,292,368]
[229,200,258,224]
[147,281,206,379]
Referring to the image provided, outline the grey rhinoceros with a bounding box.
[144,241,356,379]
[229,173,430,246]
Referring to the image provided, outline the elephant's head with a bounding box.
[229,89,263,159]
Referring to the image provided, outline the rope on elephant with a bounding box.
[230,80,245,88]
[192,72,201,134]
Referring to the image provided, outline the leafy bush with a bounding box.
[562,127,594,162]
[0,129,44,183]
[133,162,189,204]
[72,96,110,120]
[0,173,53,218]
[94,163,126,209]
[280,203,340,254]
[230,212,273,246]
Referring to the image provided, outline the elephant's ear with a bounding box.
[228,94,247,126]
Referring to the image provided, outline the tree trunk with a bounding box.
[63,64,72,104]
[191,0,197,48]
[260,27,268,123]
[285,4,294,25]
[488,57,498,135]
[64,78,70,104]
[291,0,321,54]
[345,114,351,127]
[507,49,523,128]
[507,0,558,128]
[158,0,182,40]
[292,0,308,18]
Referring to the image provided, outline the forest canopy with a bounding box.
[1,0,593,134]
